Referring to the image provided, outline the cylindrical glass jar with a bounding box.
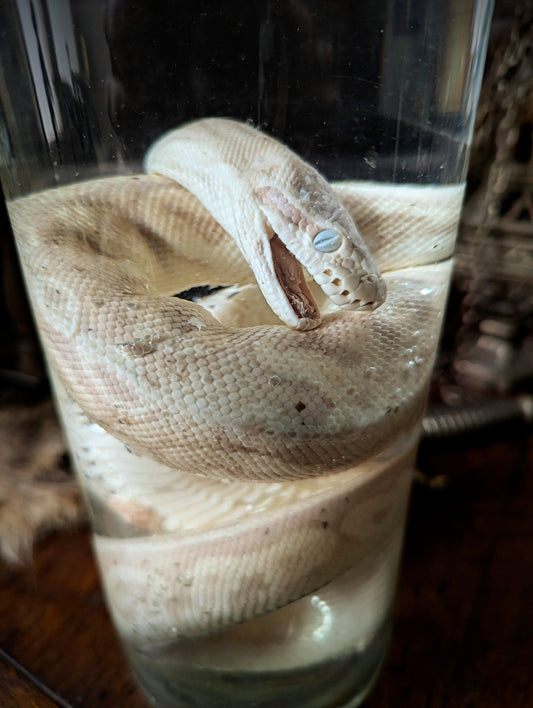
[0,2,493,707]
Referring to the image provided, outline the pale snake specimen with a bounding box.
[8,118,464,642]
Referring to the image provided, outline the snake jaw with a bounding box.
[227,215,320,331]
[269,233,321,330]
[256,185,386,317]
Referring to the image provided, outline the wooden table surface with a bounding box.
[1,426,532,707]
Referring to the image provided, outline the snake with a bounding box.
[8,118,464,643]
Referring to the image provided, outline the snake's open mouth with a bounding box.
[270,233,320,329]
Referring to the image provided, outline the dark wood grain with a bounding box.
[1,433,532,707]
[368,435,533,708]
[0,650,63,707]
[0,529,147,707]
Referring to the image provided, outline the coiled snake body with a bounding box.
[9,119,464,642]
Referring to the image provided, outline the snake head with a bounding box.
[255,166,386,330]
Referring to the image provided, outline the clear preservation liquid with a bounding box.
[0,1,493,706]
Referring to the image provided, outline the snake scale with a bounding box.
[8,118,464,642]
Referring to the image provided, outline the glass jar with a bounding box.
[0,1,493,706]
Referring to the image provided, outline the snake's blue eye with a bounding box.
[313,229,342,253]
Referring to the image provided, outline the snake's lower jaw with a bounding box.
[270,234,321,330]
[294,316,321,331]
